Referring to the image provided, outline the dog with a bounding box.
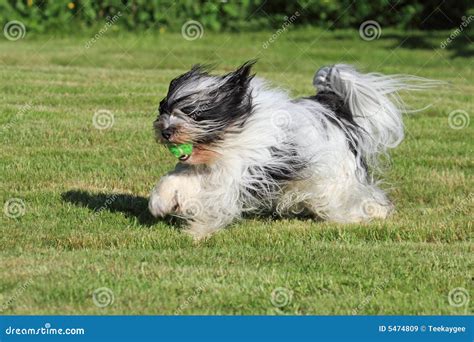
[149,61,432,239]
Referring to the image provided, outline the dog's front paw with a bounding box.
[148,191,177,217]
[148,178,179,217]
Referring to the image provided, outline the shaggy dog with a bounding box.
[149,61,431,238]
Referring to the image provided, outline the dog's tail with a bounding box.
[313,64,437,167]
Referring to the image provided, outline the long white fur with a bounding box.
[149,64,430,238]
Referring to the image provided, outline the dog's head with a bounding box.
[154,60,256,164]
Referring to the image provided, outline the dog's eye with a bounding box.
[179,108,199,120]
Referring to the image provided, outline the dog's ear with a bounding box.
[225,60,257,89]
[234,60,257,81]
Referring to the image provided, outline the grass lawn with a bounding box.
[0,29,472,315]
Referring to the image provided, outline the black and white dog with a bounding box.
[149,61,430,238]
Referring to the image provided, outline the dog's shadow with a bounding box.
[61,190,179,228]
[62,190,314,231]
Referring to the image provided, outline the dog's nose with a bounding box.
[161,129,172,140]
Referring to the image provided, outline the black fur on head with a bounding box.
[156,60,257,144]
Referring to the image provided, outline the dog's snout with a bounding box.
[161,128,173,140]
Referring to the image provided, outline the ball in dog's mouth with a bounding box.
[167,143,193,161]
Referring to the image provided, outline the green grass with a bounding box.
[0,29,472,315]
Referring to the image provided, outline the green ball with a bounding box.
[167,143,193,159]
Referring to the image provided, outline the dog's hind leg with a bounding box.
[285,155,393,223]
[304,175,393,223]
